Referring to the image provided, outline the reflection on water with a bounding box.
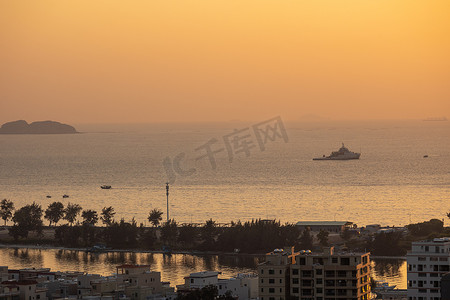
[0,248,259,286]
[371,258,407,289]
[1,247,405,288]
[9,248,44,267]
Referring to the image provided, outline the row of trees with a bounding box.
[1,199,165,228]
[0,199,163,246]
[2,199,325,253]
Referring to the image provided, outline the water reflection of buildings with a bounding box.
[371,259,407,289]
[1,248,407,288]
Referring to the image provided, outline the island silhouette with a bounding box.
[0,120,78,134]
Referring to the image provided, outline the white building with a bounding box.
[407,237,450,300]
[177,271,258,300]
[182,271,219,289]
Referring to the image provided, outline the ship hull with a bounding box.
[313,156,360,160]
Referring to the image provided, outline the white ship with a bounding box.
[313,143,361,160]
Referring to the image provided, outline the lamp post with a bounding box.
[166,182,169,221]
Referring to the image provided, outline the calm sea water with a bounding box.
[0,248,407,288]
[0,120,449,226]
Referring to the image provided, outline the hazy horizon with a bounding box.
[1,1,449,123]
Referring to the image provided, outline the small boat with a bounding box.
[313,143,361,160]
[101,185,112,189]
[46,195,52,198]
[423,155,429,158]
[62,194,69,198]
[86,244,111,253]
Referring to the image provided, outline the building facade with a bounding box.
[407,237,450,300]
[258,247,370,300]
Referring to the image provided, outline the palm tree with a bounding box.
[161,219,178,245]
[44,202,65,226]
[100,206,115,226]
[64,203,82,225]
[148,208,163,227]
[82,209,98,226]
[201,219,217,248]
[0,199,15,226]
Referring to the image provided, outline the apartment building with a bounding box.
[258,248,298,300]
[258,247,371,300]
[0,280,47,300]
[290,247,370,300]
[407,237,450,300]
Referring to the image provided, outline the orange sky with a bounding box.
[1,0,449,123]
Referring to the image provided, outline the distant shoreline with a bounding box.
[0,120,78,134]
[0,244,407,260]
[0,243,264,257]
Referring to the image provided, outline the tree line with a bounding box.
[2,199,449,255]
[0,199,318,252]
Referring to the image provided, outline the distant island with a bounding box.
[0,120,78,134]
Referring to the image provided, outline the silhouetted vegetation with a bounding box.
[317,229,329,246]
[82,209,99,226]
[148,208,163,227]
[64,203,82,225]
[100,206,115,226]
[406,219,443,237]
[0,199,15,226]
[103,218,139,248]
[299,228,313,249]
[3,201,450,256]
[9,202,43,240]
[44,202,65,226]
[367,231,407,256]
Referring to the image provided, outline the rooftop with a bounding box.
[412,237,450,244]
[296,221,350,226]
[188,271,220,278]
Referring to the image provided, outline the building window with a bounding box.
[292,269,299,275]
[293,287,299,293]
[269,288,275,293]
[332,258,338,263]
[269,269,275,275]
[269,279,275,284]
[316,269,322,275]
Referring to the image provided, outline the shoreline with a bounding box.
[0,243,264,257]
[0,244,407,259]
